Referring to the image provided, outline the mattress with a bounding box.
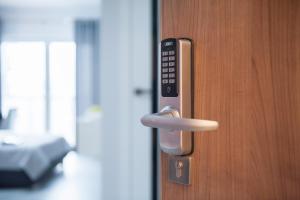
[0,131,71,187]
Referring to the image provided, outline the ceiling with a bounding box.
[0,0,100,8]
[0,0,101,19]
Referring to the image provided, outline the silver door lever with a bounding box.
[141,106,218,131]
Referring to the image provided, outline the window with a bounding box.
[49,42,76,145]
[1,41,76,145]
[1,42,46,133]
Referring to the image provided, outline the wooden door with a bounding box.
[160,0,300,199]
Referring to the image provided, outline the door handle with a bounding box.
[141,38,219,156]
[141,106,218,131]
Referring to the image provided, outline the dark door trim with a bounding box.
[151,0,159,199]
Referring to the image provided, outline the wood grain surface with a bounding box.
[160,0,300,199]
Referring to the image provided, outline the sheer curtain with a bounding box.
[75,20,100,117]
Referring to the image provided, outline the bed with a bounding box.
[0,131,71,187]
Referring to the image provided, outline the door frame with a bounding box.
[151,0,159,199]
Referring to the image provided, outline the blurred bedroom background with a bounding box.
[0,0,155,199]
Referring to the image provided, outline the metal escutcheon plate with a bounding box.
[168,156,192,185]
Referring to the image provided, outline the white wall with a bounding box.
[1,19,74,42]
[0,5,100,41]
[99,0,131,199]
[0,6,100,20]
[0,0,100,8]
[99,0,152,199]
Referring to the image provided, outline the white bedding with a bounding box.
[0,131,71,181]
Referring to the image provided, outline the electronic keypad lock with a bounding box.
[141,38,218,156]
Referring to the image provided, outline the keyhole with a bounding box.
[175,160,184,178]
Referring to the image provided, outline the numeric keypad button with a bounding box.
[162,79,168,84]
[169,79,175,84]
[168,50,175,55]
[169,68,175,72]
[169,56,175,61]
[162,74,168,78]
[169,73,175,78]
[162,57,168,62]
[162,63,168,67]
[169,62,175,66]
[162,51,169,56]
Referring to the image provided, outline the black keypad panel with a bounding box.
[161,38,178,97]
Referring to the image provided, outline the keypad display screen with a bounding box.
[161,38,178,97]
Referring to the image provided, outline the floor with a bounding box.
[0,152,101,200]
